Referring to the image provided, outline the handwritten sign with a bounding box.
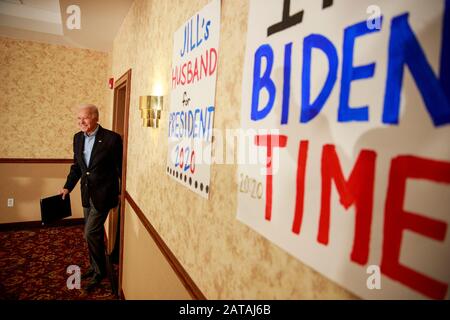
[237,0,450,299]
[167,0,221,198]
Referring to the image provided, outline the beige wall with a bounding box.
[0,163,83,224]
[122,201,192,300]
[113,0,356,299]
[0,37,110,225]
[0,36,110,158]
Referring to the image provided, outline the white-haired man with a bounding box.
[60,104,122,292]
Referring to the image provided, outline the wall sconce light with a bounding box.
[139,95,163,128]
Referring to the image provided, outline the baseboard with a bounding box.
[0,218,84,231]
[124,192,206,300]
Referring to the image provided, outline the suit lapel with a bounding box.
[88,125,104,169]
[78,134,88,170]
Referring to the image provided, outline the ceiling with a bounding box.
[0,0,134,52]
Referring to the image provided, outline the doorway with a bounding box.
[106,69,131,298]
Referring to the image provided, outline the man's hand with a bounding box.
[59,188,69,200]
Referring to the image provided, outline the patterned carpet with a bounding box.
[0,224,118,300]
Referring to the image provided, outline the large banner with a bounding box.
[237,0,450,299]
[167,0,221,198]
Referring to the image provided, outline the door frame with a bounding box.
[112,69,131,299]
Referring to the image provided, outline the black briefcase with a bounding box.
[40,194,72,224]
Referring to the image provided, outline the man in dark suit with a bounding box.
[60,104,122,292]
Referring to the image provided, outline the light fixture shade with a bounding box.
[139,95,163,127]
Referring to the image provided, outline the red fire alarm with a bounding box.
[108,77,114,89]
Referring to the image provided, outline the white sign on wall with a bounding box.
[237,0,450,299]
[167,0,221,198]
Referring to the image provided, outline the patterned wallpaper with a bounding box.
[113,0,356,299]
[0,37,110,158]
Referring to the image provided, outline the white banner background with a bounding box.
[237,0,450,299]
[167,0,221,199]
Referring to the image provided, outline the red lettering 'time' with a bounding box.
[254,134,288,221]
[381,156,450,300]
[318,145,377,265]
[253,137,450,299]
[290,143,376,266]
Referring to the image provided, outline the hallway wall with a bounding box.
[121,201,191,299]
[112,0,355,299]
[0,36,110,159]
[0,37,110,223]
[0,163,84,223]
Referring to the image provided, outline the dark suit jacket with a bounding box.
[64,125,123,213]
